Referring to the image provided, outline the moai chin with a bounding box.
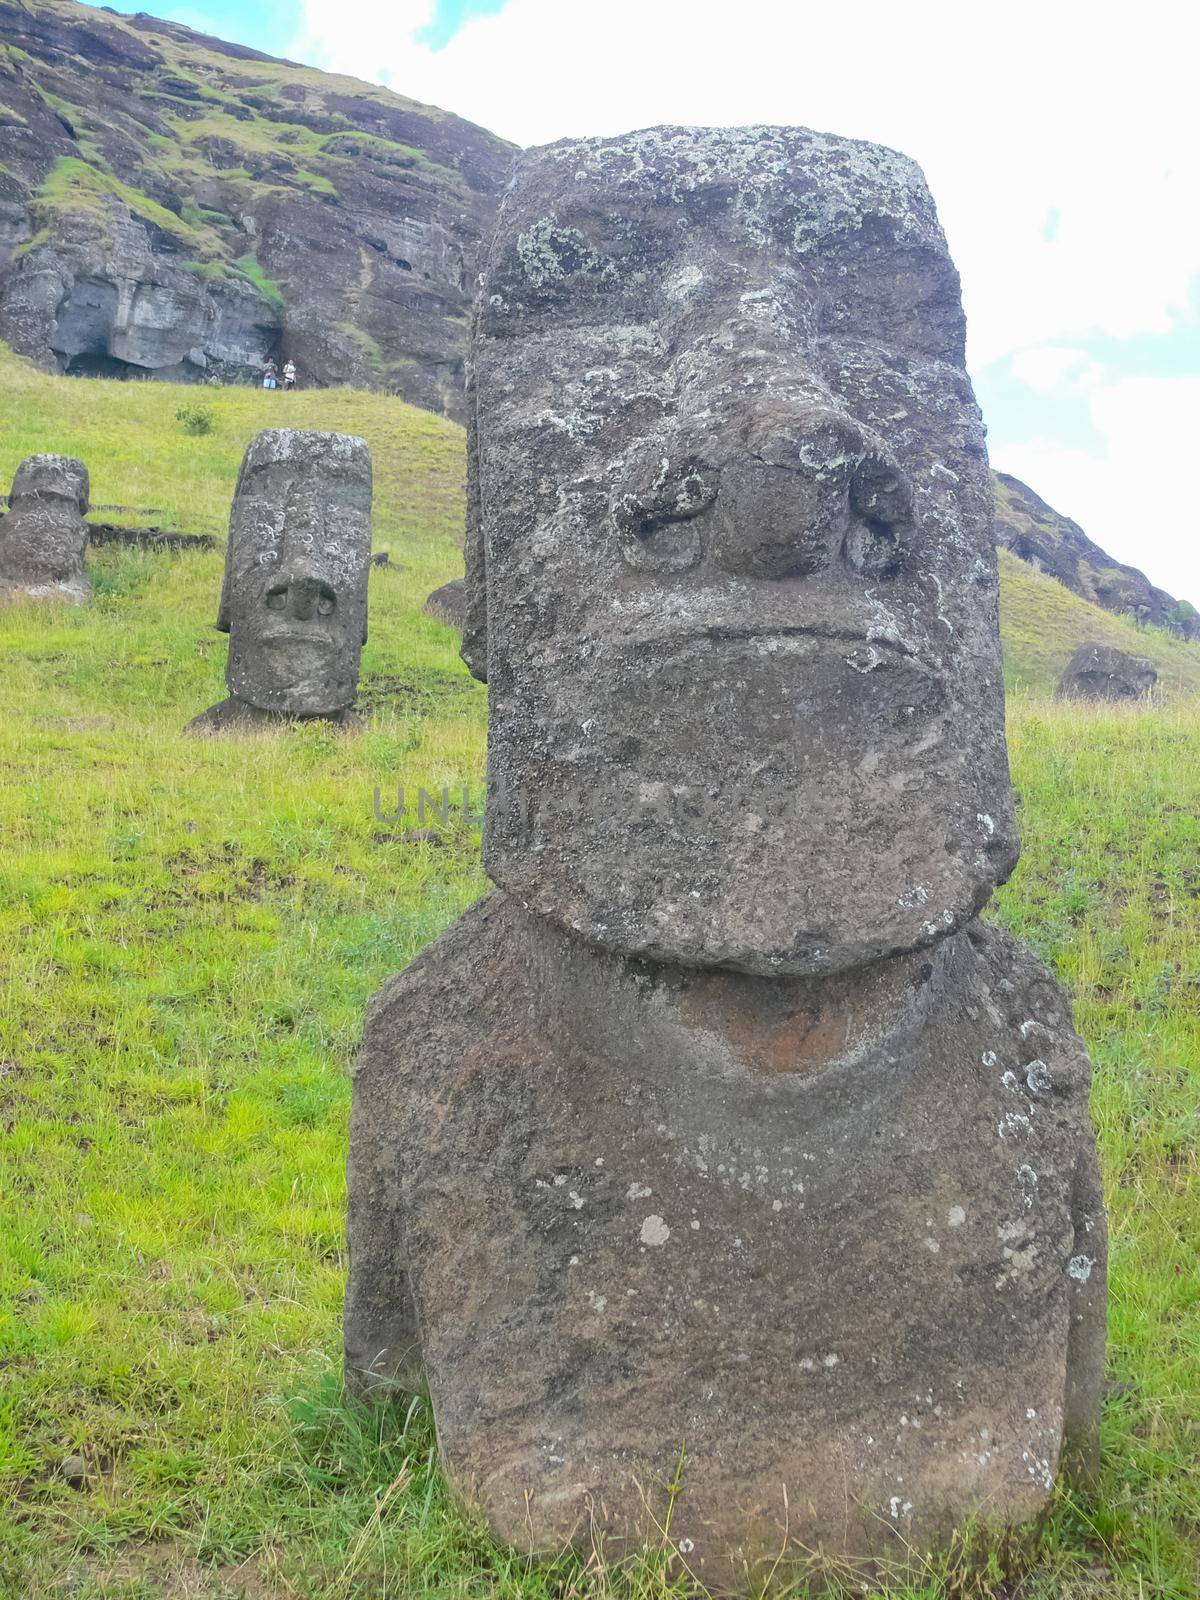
[188,429,371,731]
[0,454,91,603]
[346,127,1106,1582]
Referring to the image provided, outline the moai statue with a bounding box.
[1057,640,1157,702]
[0,454,91,602]
[346,128,1107,1581]
[188,429,371,731]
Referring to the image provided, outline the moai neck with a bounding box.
[525,901,953,1079]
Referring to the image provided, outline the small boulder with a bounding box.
[423,577,465,631]
[1056,641,1157,701]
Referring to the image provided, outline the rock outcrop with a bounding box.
[188,428,371,730]
[1056,640,1157,702]
[994,471,1198,640]
[346,126,1107,1581]
[0,0,514,415]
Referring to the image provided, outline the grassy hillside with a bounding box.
[0,351,1198,1598]
[999,549,1200,697]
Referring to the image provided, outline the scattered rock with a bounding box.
[187,429,371,732]
[87,523,215,552]
[347,126,1107,1579]
[422,577,466,630]
[1056,641,1157,702]
[59,1453,90,1487]
[0,453,91,602]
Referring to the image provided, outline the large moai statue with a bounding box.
[0,454,91,602]
[346,127,1107,1580]
[188,429,371,731]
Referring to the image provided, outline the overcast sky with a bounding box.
[145,0,1200,601]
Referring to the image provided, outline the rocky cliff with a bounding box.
[0,0,514,415]
[993,470,1198,640]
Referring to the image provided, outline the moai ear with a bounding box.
[460,363,488,683]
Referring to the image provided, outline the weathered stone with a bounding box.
[0,453,90,601]
[1056,641,1157,702]
[188,429,370,730]
[346,125,1106,1580]
[461,125,1018,976]
[422,577,466,630]
[349,893,1106,1579]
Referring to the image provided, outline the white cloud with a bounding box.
[289,0,1200,598]
[997,375,1200,601]
[1008,346,1094,395]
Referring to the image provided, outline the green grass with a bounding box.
[232,254,285,315]
[998,549,1200,697]
[0,347,1197,1597]
[30,157,220,257]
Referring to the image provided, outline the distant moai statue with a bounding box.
[345,127,1107,1581]
[1057,640,1157,701]
[188,429,371,731]
[0,454,91,602]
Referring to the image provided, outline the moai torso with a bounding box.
[0,454,90,602]
[346,126,1106,1583]
[188,429,371,731]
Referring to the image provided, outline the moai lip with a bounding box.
[0,454,91,603]
[188,429,371,730]
[346,125,1107,1582]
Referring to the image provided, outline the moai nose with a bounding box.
[709,408,912,581]
[286,576,324,621]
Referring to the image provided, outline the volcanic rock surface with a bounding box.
[0,0,514,415]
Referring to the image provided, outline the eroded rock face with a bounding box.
[189,429,370,729]
[1056,640,1157,702]
[463,125,1018,977]
[0,0,514,407]
[346,126,1106,1580]
[0,453,90,601]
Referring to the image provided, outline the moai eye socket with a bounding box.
[266,586,287,611]
[612,462,718,574]
[318,591,336,617]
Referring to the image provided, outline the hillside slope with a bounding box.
[2,343,1199,700]
[994,469,1198,640]
[0,0,514,414]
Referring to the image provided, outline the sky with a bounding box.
[113,0,1200,601]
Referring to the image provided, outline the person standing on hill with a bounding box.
[282,360,297,391]
[262,358,278,392]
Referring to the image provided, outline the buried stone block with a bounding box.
[188,429,371,731]
[345,126,1107,1582]
[0,454,91,603]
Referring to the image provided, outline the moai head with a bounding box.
[217,430,371,716]
[0,454,90,598]
[464,126,1020,977]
